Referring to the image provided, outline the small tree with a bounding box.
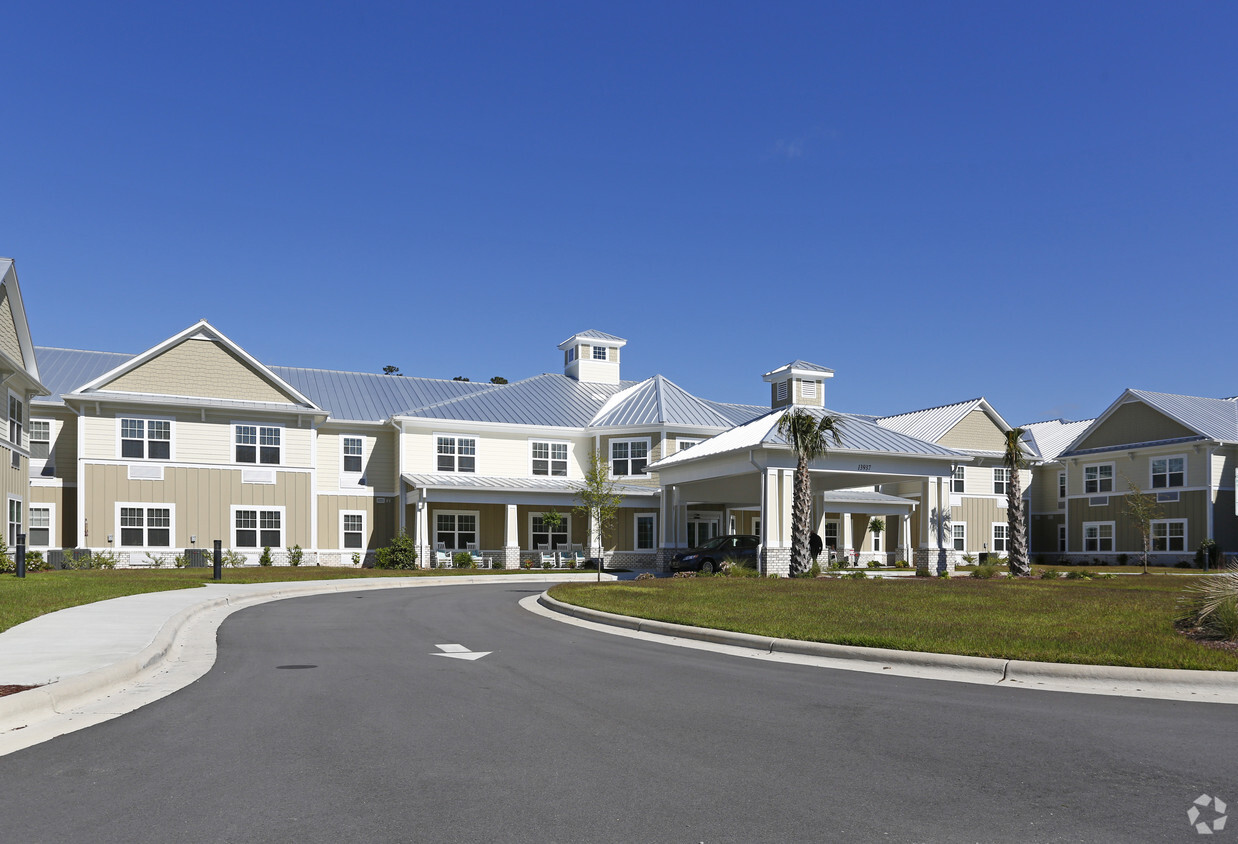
[1123,476,1163,575]
[574,449,623,581]
[489,376,508,384]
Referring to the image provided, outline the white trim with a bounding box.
[115,413,175,462]
[1083,521,1115,553]
[1150,454,1186,490]
[28,502,54,548]
[609,436,651,478]
[433,508,481,550]
[231,504,286,551]
[991,522,1008,553]
[634,512,657,551]
[434,432,479,474]
[232,420,284,467]
[114,501,175,550]
[28,415,53,478]
[1150,518,1188,553]
[951,522,966,552]
[528,510,572,550]
[1058,523,1067,553]
[677,438,703,452]
[340,433,366,489]
[1083,462,1115,494]
[6,495,21,548]
[340,510,366,551]
[528,437,570,478]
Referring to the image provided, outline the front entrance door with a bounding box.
[687,518,720,547]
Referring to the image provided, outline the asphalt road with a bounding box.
[2,582,1234,843]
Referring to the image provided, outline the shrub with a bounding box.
[894,560,910,569]
[937,570,950,578]
[453,551,475,569]
[287,545,304,567]
[222,549,247,567]
[258,547,273,566]
[1175,560,1193,569]
[970,564,999,579]
[173,553,189,568]
[721,557,758,578]
[1116,553,1130,566]
[144,552,166,568]
[672,571,697,578]
[844,570,867,579]
[634,572,655,580]
[374,532,418,570]
[25,550,48,572]
[961,553,977,565]
[1065,570,1092,580]
[1178,564,1238,640]
[352,552,362,566]
[808,560,822,578]
[1196,539,1221,570]
[867,560,881,569]
[1039,569,1060,580]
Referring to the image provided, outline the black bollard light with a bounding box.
[16,532,26,578]
[213,539,222,580]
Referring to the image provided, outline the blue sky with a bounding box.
[3,1,1234,426]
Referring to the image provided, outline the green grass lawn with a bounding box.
[0,566,562,633]
[549,576,1238,671]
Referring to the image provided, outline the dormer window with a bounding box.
[592,345,607,361]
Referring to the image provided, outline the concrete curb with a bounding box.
[0,573,613,738]
[536,592,1238,702]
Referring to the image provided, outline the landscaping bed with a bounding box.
[549,576,1238,671]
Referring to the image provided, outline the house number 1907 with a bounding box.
[856,464,871,471]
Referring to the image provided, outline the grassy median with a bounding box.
[549,576,1238,671]
[0,566,560,633]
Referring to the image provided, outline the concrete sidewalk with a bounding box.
[0,573,613,756]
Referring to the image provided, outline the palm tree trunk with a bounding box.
[1007,470,1030,576]
[791,458,813,575]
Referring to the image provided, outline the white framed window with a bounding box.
[993,467,1009,496]
[566,346,576,363]
[234,423,281,465]
[233,506,284,549]
[117,503,173,548]
[610,437,649,477]
[753,518,761,539]
[342,436,364,475]
[119,417,172,460]
[530,440,568,477]
[992,523,1009,553]
[7,497,21,547]
[1058,471,1066,499]
[436,435,477,473]
[678,438,702,452]
[822,521,838,549]
[435,510,478,550]
[1083,521,1114,553]
[687,518,719,547]
[7,391,23,447]
[634,512,657,551]
[1058,524,1067,552]
[1151,519,1187,552]
[341,511,366,550]
[1150,456,1185,489]
[29,504,53,547]
[872,531,882,552]
[530,512,570,550]
[952,523,966,552]
[951,465,965,494]
[29,418,53,476]
[591,345,607,361]
[1084,463,1114,494]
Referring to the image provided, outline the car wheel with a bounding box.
[699,559,716,574]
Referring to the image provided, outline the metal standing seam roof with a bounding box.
[875,398,984,442]
[400,472,657,496]
[271,365,495,421]
[33,347,136,404]
[590,375,744,429]
[1019,418,1095,462]
[1124,389,1238,442]
[398,373,633,427]
[762,359,835,378]
[559,329,627,345]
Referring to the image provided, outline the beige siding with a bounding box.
[1067,489,1208,555]
[0,288,24,368]
[950,496,1006,553]
[1213,449,1236,489]
[1068,447,1208,496]
[600,432,664,488]
[318,428,398,492]
[938,410,1007,451]
[106,338,299,403]
[1029,465,1064,513]
[30,485,75,548]
[78,410,312,467]
[316,495,397,550]
[1076,402,1195,450]
[402,428,593,479]
[81,464,313,549]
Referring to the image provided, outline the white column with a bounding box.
[841,511,853,561]
[901,512,912,556]
[505,504,519,550]
[778,469,794,548]
[414,491,430,566]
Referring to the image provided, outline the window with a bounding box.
[1084,463,1113,494]
[1058,471,1066,499]
[566,346,576,363]
[119,505,171,547]
[435,511,478,550]
[30,419,52,475]
[29,505,51,546]
[120,418,171,460]
[8,393,22,445]
[531,441,568,476]
[1058,524,1067,552]
[610,438,649,476]
[753,518,761,539]
[993,467,1009,496]
[1083,522,1114,552]
[1151,519,1186,552]
[952,524,966,552]
[436,435,476,473]
[872,531,881,552]
[635,513,656,551]
[531,512,569,550]
[951,465,965,494]
[823,522,838,549]
[1151,456,1185,489]
[591,345,607,361]
[678,439,701,452]
[7,498,20,547]
[234,507,283,548]
[342,437,364,474]
[235,424,280,464]
[992,523,1008,553]
[342,512,365,549]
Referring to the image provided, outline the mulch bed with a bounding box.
[0,684,41,697]
[1177,625,1238,658]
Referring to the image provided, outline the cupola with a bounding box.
[559,330,626,384]
[762,360,834,409]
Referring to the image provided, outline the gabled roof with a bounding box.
[875,398,988,442]
[650,406,967,470]
[1019,418,1095,462]
[68,321,321,412]
[399,373,632,428]
[0,258,48,393]
[589,375,762,429]
[272,366,495,422]
[558,329,627,350]
[1059,388,1238,456]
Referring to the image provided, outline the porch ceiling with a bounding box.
[673,468,927,508]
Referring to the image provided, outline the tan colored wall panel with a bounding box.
[106,338,298,403]
[1076,402,1195,451]
[1067,489,1208,554]
[316,495,397,549]
[938,410,1007,451]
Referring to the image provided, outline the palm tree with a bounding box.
[1003,428,1031,576]
[777,408,844,576]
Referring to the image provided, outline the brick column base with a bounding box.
[500,547,520,570]
[761,547,791,577]
[914,548,960,576]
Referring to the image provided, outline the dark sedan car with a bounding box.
[670,534,760,574]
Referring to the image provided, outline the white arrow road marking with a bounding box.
[432,643,491,661]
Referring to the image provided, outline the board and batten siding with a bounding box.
[1066,448,1207,497]
[317,495,397,550]
[81,464,312,549]
[30,483,75,547]
[1074,402,1196,451]
[1066,489,1208,553]
[105,338,300,404]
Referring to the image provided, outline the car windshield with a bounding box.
[698,536,733,551]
